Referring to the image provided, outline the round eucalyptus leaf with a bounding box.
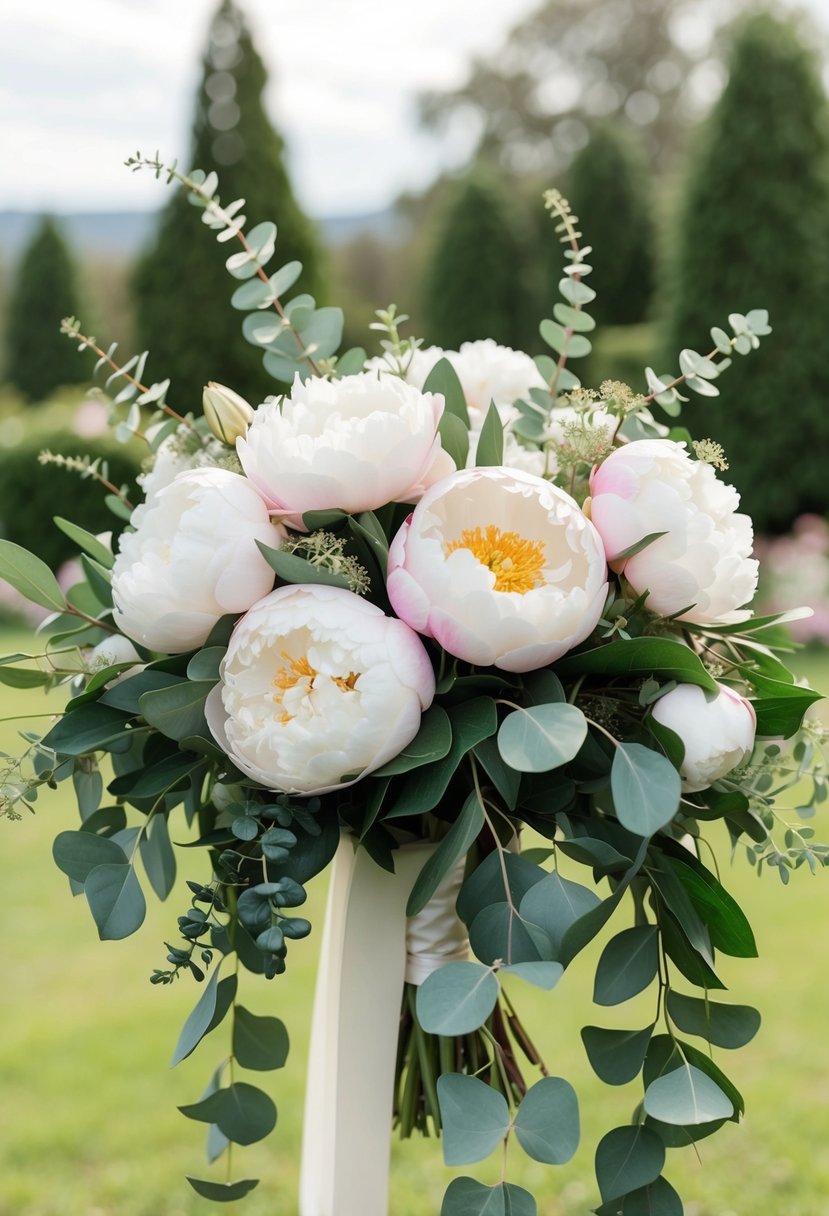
[416,962,499,1035]
[593,926,659,1006]
[611,743,681,836]
[595,1125,665,1202]
[186,1177,260,1202]
[441,1177,536,1216]
[666,992,761,1050]
[437,1073,510,1166]
[497,704,587,773]
[643,1063,734,1126]
[513,1076,580,1164]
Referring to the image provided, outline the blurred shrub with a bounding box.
[664,12,829,532]
[420,165,537,350]
[0,431,141,571]
[566,125,656,327]
[583,323,655,392]
[4,217,87,402]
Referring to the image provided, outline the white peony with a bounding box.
[206,584,435,795]
[589,439,759,624]
[387,467,608,672]
[138,423,228,504]
[237,372,455,525]
[651,681,756,793]
[112,467,284,653]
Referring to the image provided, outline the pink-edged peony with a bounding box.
[206,584,435,795]
[112,467,284,653]
[387,466,608,672]
[237,372,455,525]
[651,681,756,792]
[590,439,758,624]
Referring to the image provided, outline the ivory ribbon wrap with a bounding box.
[299,835,469,1216]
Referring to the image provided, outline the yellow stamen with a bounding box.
[332,671,360,693]
[272,651,317,722]
[445,524,546,594]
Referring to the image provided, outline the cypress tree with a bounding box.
[420,166,534,350]
[133,0,325,410]
[4,217,85,401]
[664,12,829,532]
[566,125,655,326]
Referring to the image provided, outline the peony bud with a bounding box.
[650,681,756,793]
[202,381,255,446]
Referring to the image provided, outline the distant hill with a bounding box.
[0,208,401,263]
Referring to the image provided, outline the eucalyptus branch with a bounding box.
[125,152,322,377]
[60,317,193,430]
[37,449,134,511]
[543,189,587,396]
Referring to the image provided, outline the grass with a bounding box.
[1,634,828,1215]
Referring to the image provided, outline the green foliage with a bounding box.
[664,12,829,530]
[133,0,325,407]
[0,430,140,571]
[420,166,535,349]
[565,125,656,326]
[4,217,86,401]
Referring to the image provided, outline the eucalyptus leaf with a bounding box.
[469,902,552,966]
[139,815,177,899]
[373,707,452,776]
[53,829,127,883]
[519,872,600,959]
[139,680,214,743]
[256,542,351,590]
[423,356,469,425]
[475,402,505,467]
[233,1006,290,1070]
[0,540,66,610]
[179,1082,277,1145]
[186,1178,259,1202]
[513,1077,580,1164]
[594,1176,683,1216]
[416,962,499,1035]
[593,926,659,1006]
[53,518,114,568]
[555,637,718,692]
[441,1178,536,1216]
[665,993,760,1049]
[171,965,223,1066]
[497,703,587,773]
[456,850,546,926]
[500,961,563,990]
[85,863,146,940]
[611,744,680,837]
[581,1024,654,1086]
[437,1073,510,1166]
[595,1125,665,1202]
[644,1063,733,1126]
[407,791,484,916]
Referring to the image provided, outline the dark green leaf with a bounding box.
[581,1025,653,1086]
[457,850,546,926]
[513,1077,580,1164]
[255,542,351,590]
[423,356,469,425]
[186,647,225,682]
[473,736,521,810]
[388,698,497,820]
[53,830,127,883]
[474,402,504,467]
[0,539,65,610]
[42,703,131,756]
[179,1082,277,1145]
[437,1073,510,1165]
[666,993,760,1049]
[407,791,484,916]
[171,966,223,1067]
[595,1125,665,1202]
[594,1176,683,1216]
[233,1006,289,1071]
[559,836,651,966]
[139,815,176,899]
[100,670,182,714]
[373,707,452,776]
[555,637,718,692]
[519,872,600,960]
[85,863,146,940]
[186,1178,259,1202]
[469,902,552,966]
[139,680,214,742]
[667,857,757,957]
[417,962,499,1035]
[593,926,659,1006]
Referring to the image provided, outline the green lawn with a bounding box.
[1,635,828,1216]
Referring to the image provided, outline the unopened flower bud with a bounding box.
[202,381,255,446]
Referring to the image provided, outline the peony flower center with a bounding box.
[445,525,547,594]
[271,651,361,724]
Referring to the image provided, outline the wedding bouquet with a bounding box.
[1,156,826,1216]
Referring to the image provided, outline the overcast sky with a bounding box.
[1,0,827,217]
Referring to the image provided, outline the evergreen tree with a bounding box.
[420,166,533,350]
[566,125,655,326]
[664,12,829,532]
[4,217,85,401]
[134,0,325,410]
